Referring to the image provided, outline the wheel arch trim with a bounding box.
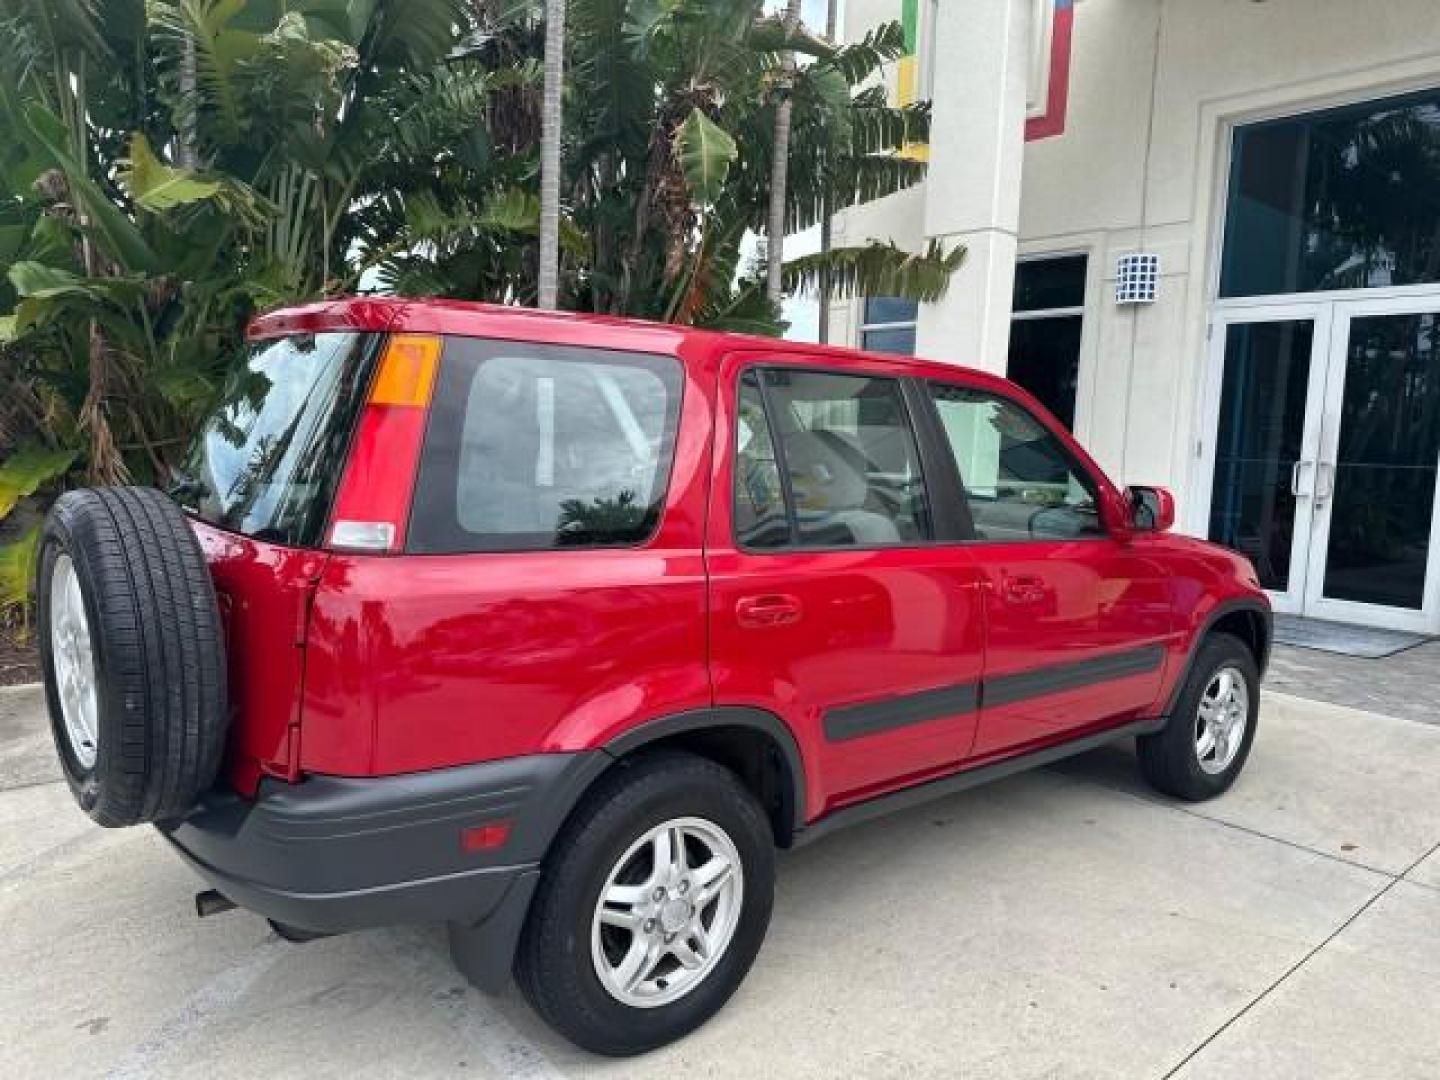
[1164,597,1272,716]
[602,706,808,845]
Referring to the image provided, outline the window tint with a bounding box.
[734,368,931,549]
[930,385,1104,542]
[1013,255,1087,313]
[178,332,378,548]
[408,339,681,552]
[1007,314,1082,429]
[1220,89,1440,297]
[735,371,792,548]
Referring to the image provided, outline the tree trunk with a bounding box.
[177,38,199,169]
[538,0,566,310]
[817,0,838,343]
[765,0,804,304]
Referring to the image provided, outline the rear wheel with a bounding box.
[1137,633,1259,801]
[38,486,228,826]
[514,752,775,1056]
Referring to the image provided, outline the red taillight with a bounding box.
[326,334,441,554]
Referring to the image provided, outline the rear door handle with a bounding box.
[735,593,803,629]
[1000,574,1046,606]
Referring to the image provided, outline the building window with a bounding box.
[860,297,918,356]
[1220,87,1440,298]
[1007,255,1087,429]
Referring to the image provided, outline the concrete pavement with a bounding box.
[2,683,1438,1079]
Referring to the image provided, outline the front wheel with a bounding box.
[514,751,775,1056]
[1137,632,1259,801]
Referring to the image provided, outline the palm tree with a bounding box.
[538,0,566,309]
[817,0,838,342]
[765,0,804,303]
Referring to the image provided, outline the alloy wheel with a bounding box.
[50,554,99,769]
[590,816,744,1008]
[1194,665,1248,776]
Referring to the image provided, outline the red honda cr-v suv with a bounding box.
[37,299,1269,1055]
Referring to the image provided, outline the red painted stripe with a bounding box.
[1025,3,1074,141]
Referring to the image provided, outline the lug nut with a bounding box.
[678,879,689,894]
[644,919,656,933]
[653,887,666,901]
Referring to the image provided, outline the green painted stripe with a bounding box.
[901,0,919,53]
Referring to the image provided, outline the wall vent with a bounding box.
[1115,253,1160,304]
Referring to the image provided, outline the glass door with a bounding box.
[1199,307,1331,613]
[1303,298,1440,632]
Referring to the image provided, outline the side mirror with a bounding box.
[1127,485,1175,533]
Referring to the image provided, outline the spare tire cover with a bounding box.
[38,486,228,826]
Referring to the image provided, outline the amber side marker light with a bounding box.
[369,333,441,407]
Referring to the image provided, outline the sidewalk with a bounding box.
[2,685,1438,1078]
[1266,641,1440,727]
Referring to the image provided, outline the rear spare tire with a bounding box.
[38,486,228,826]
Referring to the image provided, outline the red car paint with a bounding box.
[206,299,1267,820]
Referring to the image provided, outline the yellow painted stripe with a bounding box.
[895,54,918,107]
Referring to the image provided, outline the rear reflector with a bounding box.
[461,821,513,853]
[329,521,397,553]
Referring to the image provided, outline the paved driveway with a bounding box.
[3,684,1439,1079]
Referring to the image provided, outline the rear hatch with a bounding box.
[174,331,382,793]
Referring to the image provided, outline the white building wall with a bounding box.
[833,0,1440,521]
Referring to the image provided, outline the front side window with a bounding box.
[931,384,1104,542]
[734,367,931,549]
[735,371,791,549]
[408,339,682,552]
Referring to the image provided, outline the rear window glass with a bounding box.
[176,332,378,547]
[407,338,683,552]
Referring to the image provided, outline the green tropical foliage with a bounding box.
[0,0,956,627]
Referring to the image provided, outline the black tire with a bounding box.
[514,751,776,1056]
[37,486,228,827]
[1137,632,1259,801]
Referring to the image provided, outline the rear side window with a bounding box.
[734,367,932,549]
[408,338,682,552]
[177,332,379,547]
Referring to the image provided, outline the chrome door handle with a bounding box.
[735,593,803,629]
[1290,460,1313,497]
[1001,574,1047,606]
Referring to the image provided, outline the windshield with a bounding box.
[177,332,379,547]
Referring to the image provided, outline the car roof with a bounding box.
[245,296,1002,391]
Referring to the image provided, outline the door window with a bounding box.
[1322,311,1440,610]
[734,367,932,549]
[1207,320,1316,592]
[930,385,1104,542]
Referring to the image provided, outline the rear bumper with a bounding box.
[157,751,609,988]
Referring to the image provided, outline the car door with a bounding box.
[705,352,987,819]
[923,379,1174,760]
